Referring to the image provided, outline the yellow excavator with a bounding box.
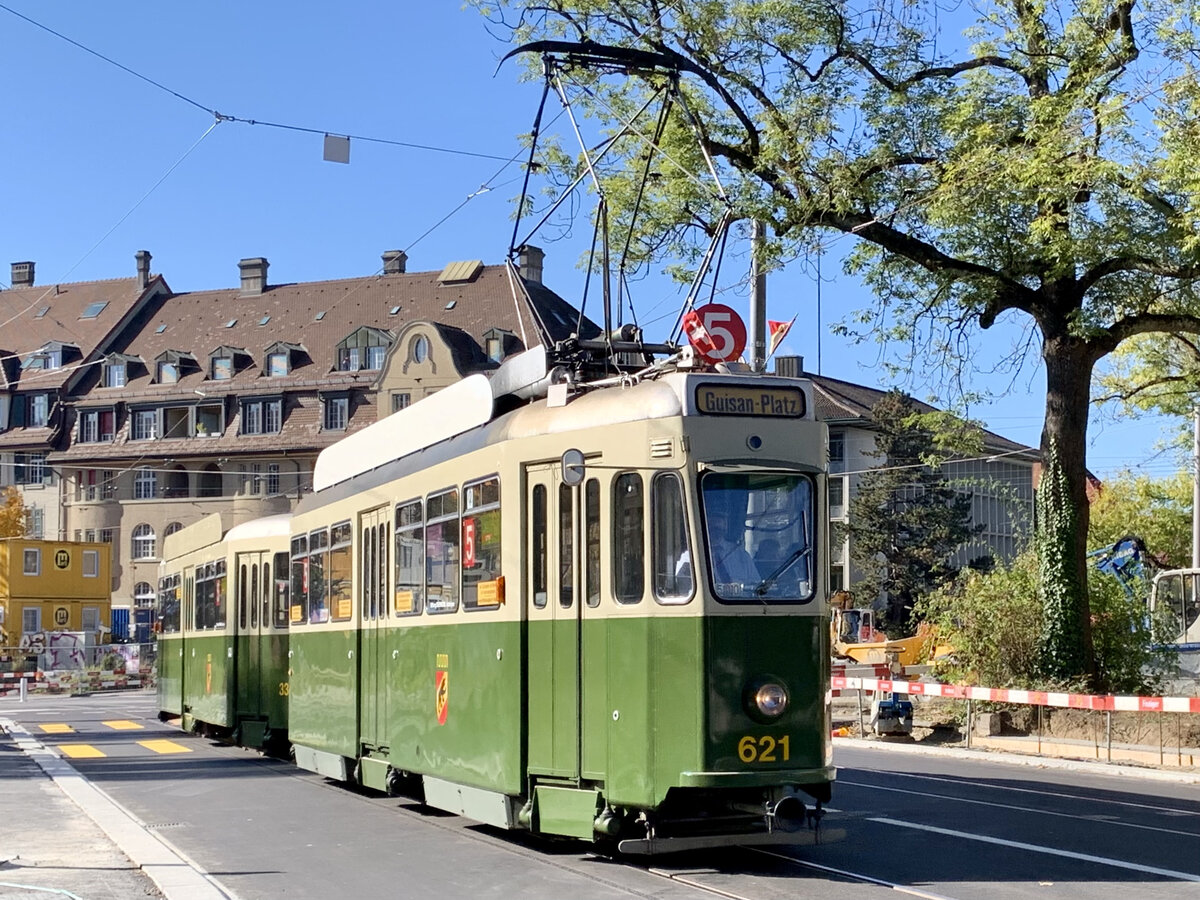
[829,591,942,667]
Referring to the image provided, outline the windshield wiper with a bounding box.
[755,546,812,597]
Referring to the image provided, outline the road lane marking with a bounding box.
[38,723,74,734]
[102,720,145,730]
[850,768,1200,817]
[870,815,1200,882]
[840,779,1200,838]
[754,848,960,900]
[58,744,106,758]
[138,739,192,755]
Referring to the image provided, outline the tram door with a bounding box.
[358,507,390,752]
[526,464,586,779]
[234,552,270,719]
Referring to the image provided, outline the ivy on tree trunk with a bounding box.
[1035,439,1093,683]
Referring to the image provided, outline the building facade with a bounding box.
[0,247,596,638]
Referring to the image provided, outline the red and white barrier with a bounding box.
[832,674,1200,714]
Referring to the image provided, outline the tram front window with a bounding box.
[700,471,815,603]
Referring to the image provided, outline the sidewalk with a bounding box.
[0,720,232,900]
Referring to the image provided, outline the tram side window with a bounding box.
[463,477,502,611]
[273,551,290,628]
[394,500,424,616]
[290,535,309,624]
[652,472,693,603]
[309,529,330,623]
[559,483,574,608]
[532,484,547,608]
[238,563,249,629]
[329,521,353,621]
[158,575,181,633]
[259,562,269,628]
[377,522,389,617]
[612,473,644,604]
[195,560,227,630]
[426,488,460,614]
[585,478,600,607]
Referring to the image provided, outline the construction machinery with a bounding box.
[829,591,934,667]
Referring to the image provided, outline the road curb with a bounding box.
[1,717,238,900]
[834,735,1200,784]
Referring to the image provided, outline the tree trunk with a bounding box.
[1038,334,1096,683]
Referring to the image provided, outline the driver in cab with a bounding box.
[706,506,759,591]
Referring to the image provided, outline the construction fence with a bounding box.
[1,636,155,696]
[834,665,1200,770]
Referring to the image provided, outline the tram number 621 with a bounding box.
[738,734,790,763]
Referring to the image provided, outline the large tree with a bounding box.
[845,391,982,634]
[478,0,1200,682]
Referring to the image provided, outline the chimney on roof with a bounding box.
[135,250,152,291]
[382,250,408,275]
[518,245,544,285]
[238,257,269,297]
[10,261,34,288]
[774,355,804,378]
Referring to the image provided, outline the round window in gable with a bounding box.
[412,335,430,363]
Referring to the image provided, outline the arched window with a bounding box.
[164,522,184,537]
[164,465,188,499]
[134,581,155,609]
[132,524,156,560]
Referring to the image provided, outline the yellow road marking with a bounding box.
[38,723,74,734]
[138,739,192,755]
[102,720,145,731]
[58,744,106,759]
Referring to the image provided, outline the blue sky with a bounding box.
[0,2,1185,479]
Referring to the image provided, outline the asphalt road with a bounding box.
[4,691,1199,900]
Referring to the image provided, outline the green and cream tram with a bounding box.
[282,352,833,852]
[158,513,291,750]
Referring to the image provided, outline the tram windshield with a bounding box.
[700,471,815,604]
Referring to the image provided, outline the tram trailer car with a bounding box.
[156,357,834,853]
[157,513,291,751]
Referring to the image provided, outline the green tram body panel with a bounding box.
[156,635,184,716]
[181,632,233,728]
[286,610,827,813]
[287,629,358,757]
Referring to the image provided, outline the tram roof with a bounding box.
[224,513,292,543]
[306,358,814,503]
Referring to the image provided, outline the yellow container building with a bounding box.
[0,539,111,647]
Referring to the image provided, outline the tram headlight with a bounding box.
[753,682,789,718]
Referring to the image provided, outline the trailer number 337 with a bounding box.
[738,735,790,763]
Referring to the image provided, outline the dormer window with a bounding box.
[483,327,514,363]
[335,327,393,372]
[208,346,249,381]
[267,352,288,377]
[22,342,74,371]
[154,350,197,384]
[104,362,127,388]
[100,352,140,388]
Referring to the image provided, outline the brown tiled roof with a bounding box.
[81,264,597,402]
[0,277,157,390]
[808,371,1035,457]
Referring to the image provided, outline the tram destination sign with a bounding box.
[695,384,806,418]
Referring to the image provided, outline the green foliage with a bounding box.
[916,550,1043,688]
[918,548,1166,693]
[1088,470,1193,570]
[845,390,982,635]
[1035,439,1092,682]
